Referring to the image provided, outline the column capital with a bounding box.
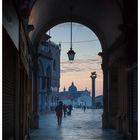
[90,71,97,79]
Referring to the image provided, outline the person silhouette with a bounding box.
[55,101,63,126]
[68,104,72,115]
[83,105,86,112]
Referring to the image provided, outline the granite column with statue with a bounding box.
[90,72,97,108]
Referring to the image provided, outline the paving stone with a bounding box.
[30,109,125,140]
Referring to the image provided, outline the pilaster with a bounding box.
[98,52,110,128]
[31,56,39,129]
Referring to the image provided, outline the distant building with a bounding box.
[57,82,92,108]
[37,34,61,113]
[95,95,103,109]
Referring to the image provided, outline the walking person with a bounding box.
[83,105,86,112]
[55,101,63,126]
[68,104,72,115]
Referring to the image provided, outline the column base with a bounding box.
[102,112,110,129]
[31,112,39,129]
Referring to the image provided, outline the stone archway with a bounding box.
[27,0,137,138]
[31,17,107,51]
[28,0,123,51]
[2,0,137,139]
[35,21,106,128]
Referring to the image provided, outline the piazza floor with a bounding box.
[30,108,125,140]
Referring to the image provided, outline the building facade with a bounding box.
[95,95,103,109]
[37,35,61,112]
[58,82,92,108]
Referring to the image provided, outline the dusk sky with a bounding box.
[48,22,103,96]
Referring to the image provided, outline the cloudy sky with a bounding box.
[48,22,103,96]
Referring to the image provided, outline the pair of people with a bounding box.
[63,104,72,116]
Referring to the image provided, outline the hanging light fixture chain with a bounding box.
[70,6,73,50]
[67,5,75,62]
[71,20,72,49]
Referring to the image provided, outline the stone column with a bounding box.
[31,58,39,129]
[98,52,110,128]
[26,77,32,139]
[15,56,20,140]
[90,72,97,108]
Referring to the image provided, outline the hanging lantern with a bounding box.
[67,7,76,62]
[67,47,76,62]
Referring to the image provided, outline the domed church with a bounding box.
[58,82,92,108]
[68,82,77,93]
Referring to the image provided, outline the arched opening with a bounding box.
[49,22,103,98]
[36,22,104,138]
[30,17,107,51]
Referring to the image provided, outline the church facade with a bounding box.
[58,82,92,108]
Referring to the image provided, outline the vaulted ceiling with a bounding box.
[28,0,123,50]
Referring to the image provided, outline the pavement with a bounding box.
[30,108,125,140]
